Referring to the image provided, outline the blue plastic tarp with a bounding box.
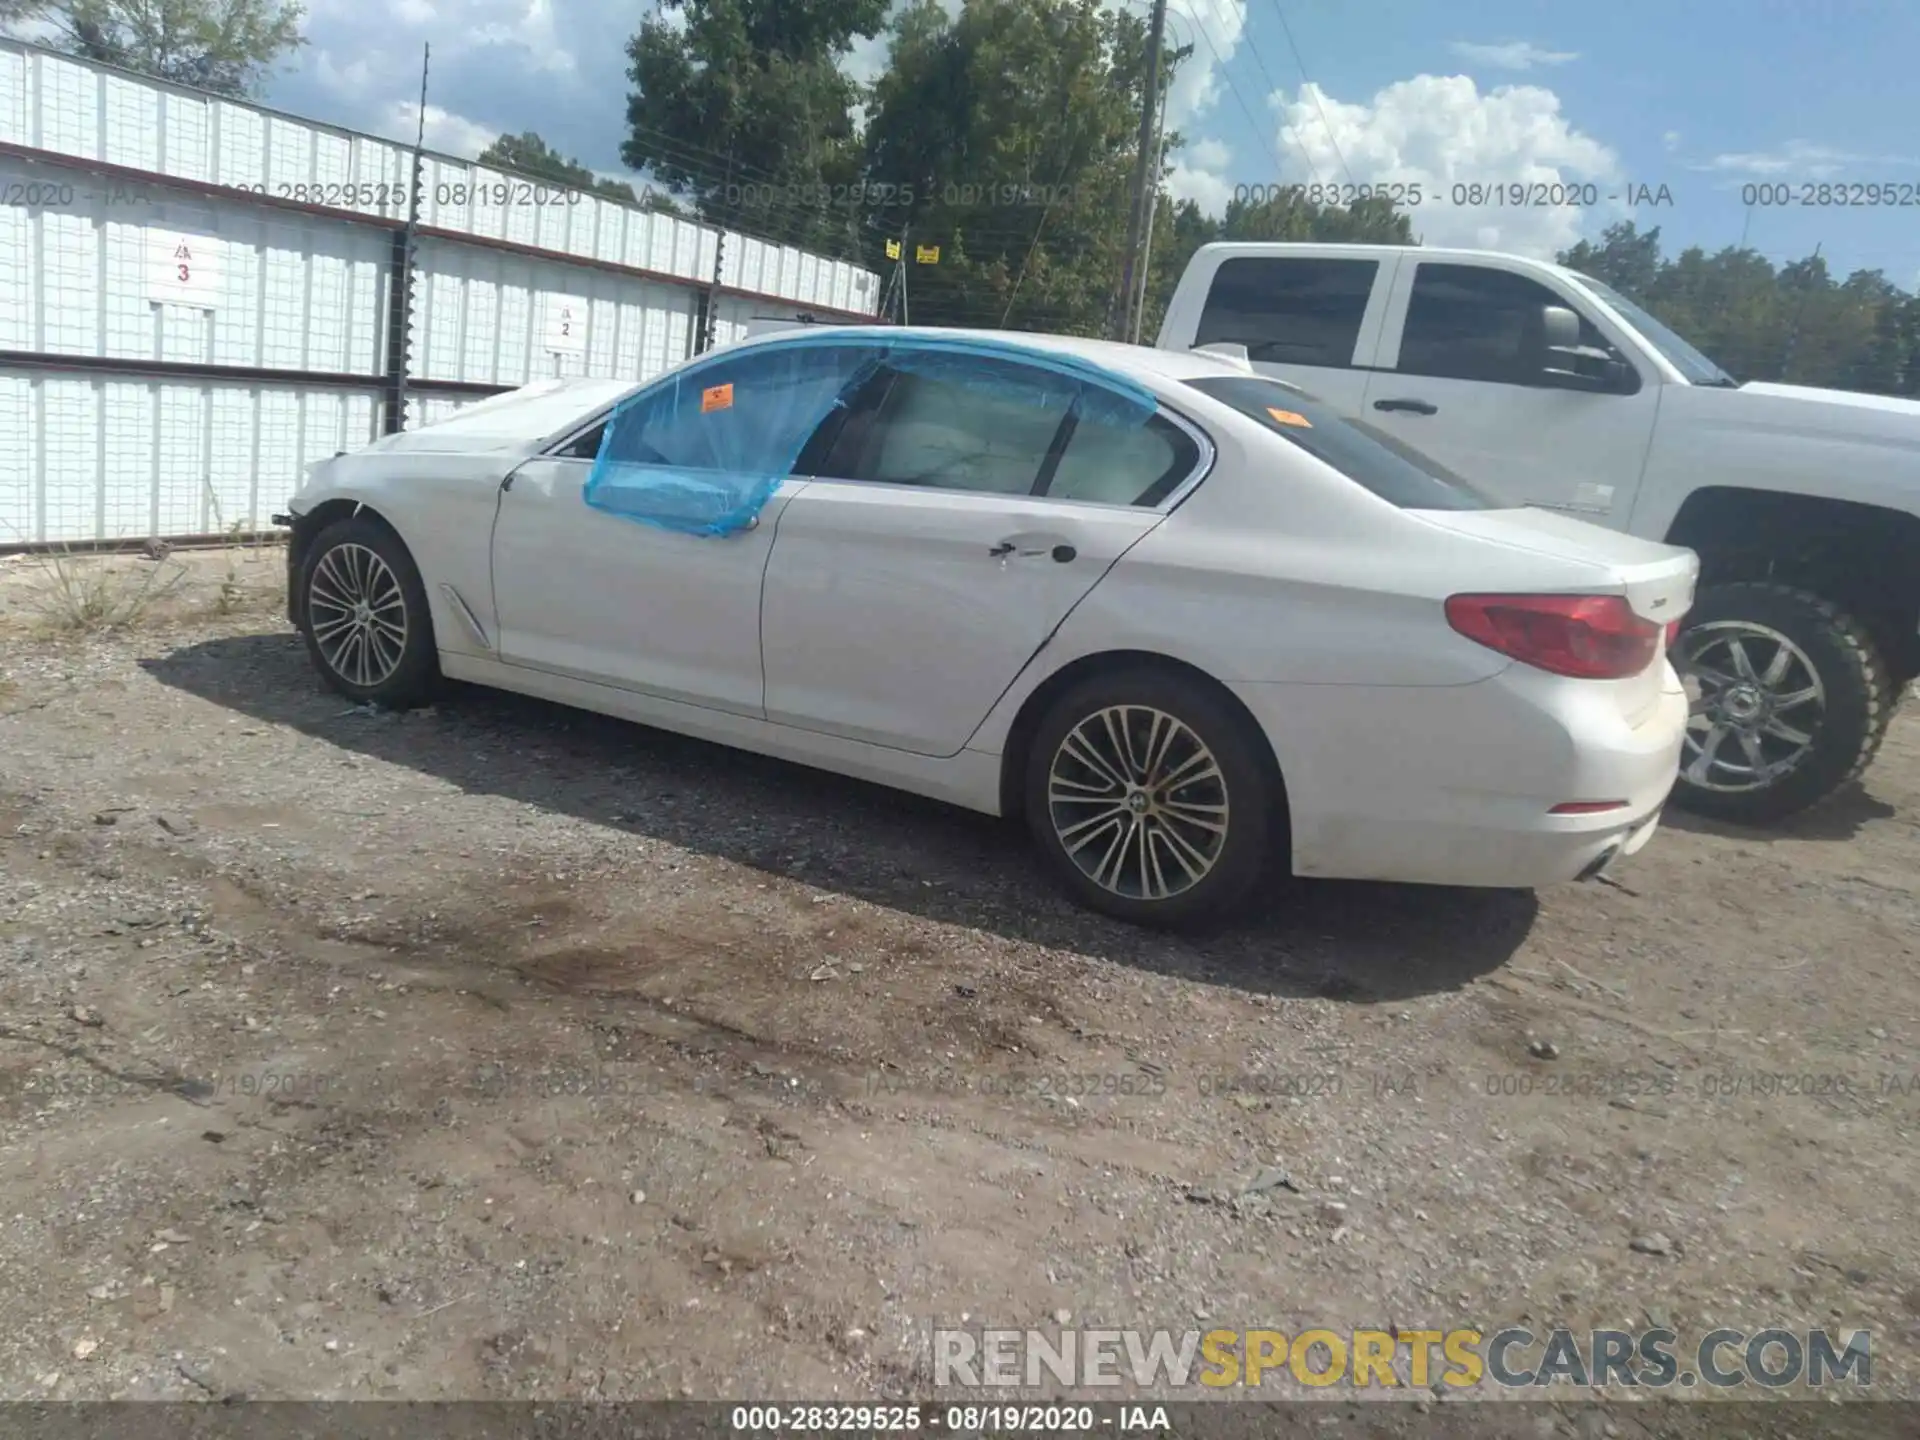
[582,333,1160,537]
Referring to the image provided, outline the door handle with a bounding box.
[1373,397,1438,415]
[990,540,1077,562]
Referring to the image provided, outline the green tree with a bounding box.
[621,0,888,253]
[15,0,304,96]
[1558,222,1918,396]
[862,0,1170,333]
[476,131,680,211]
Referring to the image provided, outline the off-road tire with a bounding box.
[1670,582,1893,824]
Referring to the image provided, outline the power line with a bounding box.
[1267,0,1355,187]
[1167,0,1316,185]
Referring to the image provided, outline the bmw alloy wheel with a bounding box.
[1045,705,1230,901]
[1677,620,1826,792]
[307,542,410,690]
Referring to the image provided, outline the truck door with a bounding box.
[1164,249,1400,410]
[1358,259,1660,525]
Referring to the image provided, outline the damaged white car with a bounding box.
[280,327,1696,926]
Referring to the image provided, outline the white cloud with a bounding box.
[1267,74,1622,257]
[1697,138,1918,179]
[473,0,575,74]
[1166,135,1231,210]
[1161,0,1249,128]
[380,100,501,159]
[1447,40,1579,71]
[313,50,374,95]
[1662,130,1681,152]
[843,28,892,88]
[1185,137,1231,171]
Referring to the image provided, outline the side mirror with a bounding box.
[1537,304,1635,393]
[1540,305,1582,351]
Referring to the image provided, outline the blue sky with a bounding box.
[257,0,1917,287]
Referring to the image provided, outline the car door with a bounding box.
[759,351,1205,757]
[1182,249,1400,409]
[1359,260,1661,526]
[487,350,821,718]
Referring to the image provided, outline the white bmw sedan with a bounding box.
[281,327,1696,927]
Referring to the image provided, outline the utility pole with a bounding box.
[1111,0,1169,341]
[1130,89,1171,344]
[697,150,735,354]
[898,224,912,325]
[384,42,429,433]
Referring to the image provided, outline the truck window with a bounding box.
[1398,263,1616,387]
[1194,257,1379,368]
[1183,374,1494,511]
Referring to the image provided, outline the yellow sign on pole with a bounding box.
[915,244,941,264]
[885,238,901,260]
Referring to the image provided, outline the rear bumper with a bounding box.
[1232,665,1687,890]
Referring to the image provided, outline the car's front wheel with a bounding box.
[1669,582,1893,824]
[298,515,439,708]
[1024,669,1276,928]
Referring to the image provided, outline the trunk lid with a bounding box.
[1415,506,1698,727]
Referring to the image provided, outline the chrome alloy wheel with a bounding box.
[1045,705,1230,901]
[1676,620,1825,792]
[307,543,409,689]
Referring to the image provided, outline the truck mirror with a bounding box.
[1540,305,1582,351]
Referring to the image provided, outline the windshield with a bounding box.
[1184,375,1495,511]
[1568,275,1739,386]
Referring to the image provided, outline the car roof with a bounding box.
[718,324,1250,385]
[393,327,1256,454]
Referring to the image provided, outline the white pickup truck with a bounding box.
[1158,242,1920,823]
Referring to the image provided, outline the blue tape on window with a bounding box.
[585,343,882,536]
[582,330,1159,536]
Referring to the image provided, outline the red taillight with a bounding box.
[1445,594,1662,680]
[1665,619,1681,647]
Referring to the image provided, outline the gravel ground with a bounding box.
[1,548,1916,1430]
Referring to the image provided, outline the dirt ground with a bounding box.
[1,546,1916,1428]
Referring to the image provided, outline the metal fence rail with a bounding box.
[0,38,882,547]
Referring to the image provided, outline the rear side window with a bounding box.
[1183,375,1492,511]
[855,363,1068,495]
[1049,413,1200,506]
[1194,257,1379,369]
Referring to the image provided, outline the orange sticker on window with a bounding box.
[701,382,734,413]
[1266,407,1312,428]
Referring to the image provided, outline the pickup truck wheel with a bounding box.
[1669,583,1892,824]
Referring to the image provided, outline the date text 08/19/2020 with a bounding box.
[1228,181,1676,208]
[727,1405,1176,1434]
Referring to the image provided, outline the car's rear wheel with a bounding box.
[1024,669,1275,928]
[299,515,439,709]
[1669,583,1892,824]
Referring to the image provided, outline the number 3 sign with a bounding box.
[147,231,223,307]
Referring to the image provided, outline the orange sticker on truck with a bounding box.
[701,383,734,413]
